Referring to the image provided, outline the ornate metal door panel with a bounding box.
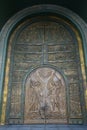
[5,19,85,124]
[24,67,67,124]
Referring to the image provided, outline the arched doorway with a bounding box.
[0,5,87,125]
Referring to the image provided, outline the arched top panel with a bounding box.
[0,4,87,77]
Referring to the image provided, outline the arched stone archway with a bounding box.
[0,5,87,125]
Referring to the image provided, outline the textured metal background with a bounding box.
[5,19,85,124]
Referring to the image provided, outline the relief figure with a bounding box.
[24,67,67,123]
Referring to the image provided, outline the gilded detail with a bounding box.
[1,58,11,124]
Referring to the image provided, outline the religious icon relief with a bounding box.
[24,67,67,124]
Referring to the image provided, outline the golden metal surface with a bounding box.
[0,47,11,125]
[1,59,10,125]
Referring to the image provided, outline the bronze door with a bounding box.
[5,20,85,124]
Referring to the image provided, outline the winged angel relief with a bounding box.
[24,67,67,124]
